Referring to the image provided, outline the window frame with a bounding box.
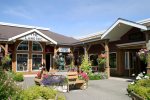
[16,53,29,72]
[32,53,43,71]
[32,41,43,52]
[17,41,29,51]
[109,52,117,69]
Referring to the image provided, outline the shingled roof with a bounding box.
[0,23,79,45]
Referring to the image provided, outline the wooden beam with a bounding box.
[104,40,110,78]
[5,43,8,56]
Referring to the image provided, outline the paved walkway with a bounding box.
[65,77,132,100]
[23,76,132,100]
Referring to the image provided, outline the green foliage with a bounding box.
[1,55,11,70]
[80,56,92,74]
[127,79,150,99]
[17,86,65,100]
[88,72,108,80]
[88,73,101,80]
[97,57,106,65]
[0,69,21,100]
[13,72,24,82]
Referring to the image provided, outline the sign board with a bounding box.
[0,47,1,52]
[58,47,70,53]
[20,32,48,42]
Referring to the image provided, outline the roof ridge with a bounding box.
[0,22,50,30]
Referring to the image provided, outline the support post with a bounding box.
[104,40,110,78]
[5,43,8,56]
[53,46,57,69]
[84,46,88,59]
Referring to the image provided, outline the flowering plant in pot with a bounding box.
[138,49,149,64]
[97,53,106,72]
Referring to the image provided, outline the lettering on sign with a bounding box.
[58,47,70,53]
[20,33,48,42]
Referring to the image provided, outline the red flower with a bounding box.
[79,72,89,81]
[37,71,41,78]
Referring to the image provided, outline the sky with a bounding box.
[0,0,150,38]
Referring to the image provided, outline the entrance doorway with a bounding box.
[124,49,147,76]
[46,53,52,71]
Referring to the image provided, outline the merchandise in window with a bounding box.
[32,54,42,70]
[17,54,28,71]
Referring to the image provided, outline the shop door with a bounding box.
[46,54,52,71]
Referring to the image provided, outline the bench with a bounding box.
[67,72,87,92]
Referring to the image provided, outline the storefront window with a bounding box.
[17,54,28,71]
[109,52,117,68]
[90,54,98,66]
[17,41,28,51]
[32,54,42,70]
[32,42,42,51]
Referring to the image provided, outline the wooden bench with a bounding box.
[67,72,87,92]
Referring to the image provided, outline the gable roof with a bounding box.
[0,22,79,45]
[101,18,147,41]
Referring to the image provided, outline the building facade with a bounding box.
[0,18,150,76]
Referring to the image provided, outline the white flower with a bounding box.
[131,82,135,84]
[144,76,149,79]
[132,74,135,77]
[136,76,141,80]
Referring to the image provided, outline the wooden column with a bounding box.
[53,46,57,69]
[83,44,91,59]
[70,47,75,66]
[5,43,8,56]
[104,40,110,78]
[28,41,32,72]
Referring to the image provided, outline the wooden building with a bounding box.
[0,18,150,77]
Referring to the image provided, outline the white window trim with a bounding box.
[17,41,29,51]
[31,54,43,71]
[125,52,130,69]
[109,52,117,69]
[32,41,43,52]
[16,53,29,72]
[8,29,57,44]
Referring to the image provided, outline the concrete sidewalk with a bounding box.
[65,78,131,100]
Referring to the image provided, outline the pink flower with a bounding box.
[79,72,89,81]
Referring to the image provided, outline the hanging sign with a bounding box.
[58,47,70,53]
[20,32,48,42]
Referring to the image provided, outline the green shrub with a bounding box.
[0,69,21,100]
[13,72,24,82]
[88,72,108,80]
[127,79,150,99]
[80,56,92,74]
[18,86,65,100]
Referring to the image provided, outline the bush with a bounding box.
[0,69,21,100]
[13,72,24,82]
[17,86,65,100]
[88,72,108,80]
[127,79,150,99]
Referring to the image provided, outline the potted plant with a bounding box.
[97,53,106,72]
